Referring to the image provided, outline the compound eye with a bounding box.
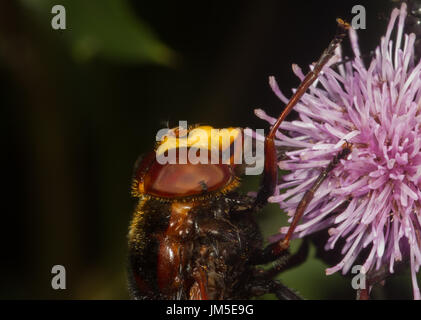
[132,126,243,198]
[143,161,233,198]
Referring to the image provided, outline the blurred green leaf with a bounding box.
[20,0,175,65]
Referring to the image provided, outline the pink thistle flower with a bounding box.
[256,3,421,299]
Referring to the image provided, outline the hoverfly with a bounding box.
[127,19,351,300]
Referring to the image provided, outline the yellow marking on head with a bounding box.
[156,126,242,157]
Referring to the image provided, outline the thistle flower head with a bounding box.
[256,3,421,299]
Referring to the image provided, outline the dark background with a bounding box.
[1,0,415,299]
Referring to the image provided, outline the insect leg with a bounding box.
[269,281,302,300]
[356,288,370,300]
[279,143,352,249]
[249,278,302,300]
[256,143,352,262]
[254,19,350,208]
[259,239,309,279]
[356,263,403,300]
